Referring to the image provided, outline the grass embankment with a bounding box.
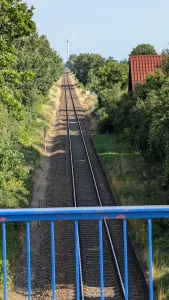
[93,134,169,300]
[0,80,61,297]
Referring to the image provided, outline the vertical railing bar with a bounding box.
[78,242,84,300]
[99,220,104,300]
[123,220,128,300]
[75,220,80,300]
[51,221,56,300]
[148,219,153,300]
[26,222,31,300]
[2,222,7,300]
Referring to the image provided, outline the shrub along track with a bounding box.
[12,75,149,300]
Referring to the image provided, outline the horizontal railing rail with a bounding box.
[1,205,169,221]
[1,205,169,300]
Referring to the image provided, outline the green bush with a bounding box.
[97,108,111,133]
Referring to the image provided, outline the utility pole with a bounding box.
[66,37,75,62]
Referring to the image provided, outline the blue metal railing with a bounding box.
[1,205,169,300]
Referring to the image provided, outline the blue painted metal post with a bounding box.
[75,220,80,300]
[26,222,31,300]
[2,222,7,300]
[79,249,84,300]
[51,221,56,300]
[99,220,104,300]
[123,220,128,300]
[148,219,153,300]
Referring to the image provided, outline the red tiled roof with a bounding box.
[129,55,163,90]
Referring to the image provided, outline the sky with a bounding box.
[26,0,169,62]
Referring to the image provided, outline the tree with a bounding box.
[0,0,36,118]
[161,49,169,77]
[106,56,116,62]
[86,68,100,91]
[130,44,157,56]
[14,34,64,98]
[96,61,129,91]
[0,0,35,39]
[67,54,77,71]
[0,0,36,69]
[97,86,123,132]
[0,0,64,209]
[69,53,105,85]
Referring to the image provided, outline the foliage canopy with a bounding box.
[130,44,157,56]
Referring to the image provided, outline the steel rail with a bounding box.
[66,74,126,297]
[64,75,85,300]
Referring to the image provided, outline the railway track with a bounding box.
[63,74,149,299]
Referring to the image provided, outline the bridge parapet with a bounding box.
[1,205,169,300]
